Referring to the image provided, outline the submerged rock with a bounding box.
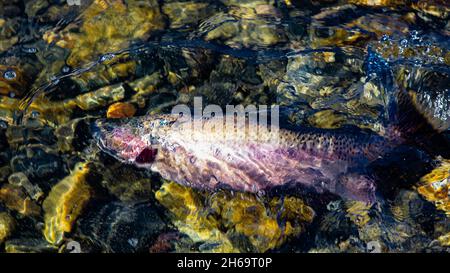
[310,5,413,49]
[8,172,43,201]
[0,15,21,53]
[0,212,15,243]
[0,65,31,97]
[6,124,56,148]
[411,0,449,20]
[345,201,371,227]
[417,159,450,215]
[220,0,275,8]
[91,160,154,203]
[0,96,69,127]
[0,166,11,183]
[395,67,450,133]
[314,209,361,252]
[107,102,137,119]
[128,72,163,108]
[43,162,92,245]
[155,181,235,252]
[438,233,450,247]
[52,0,165,66]
[77,202,168,253]
[155,181,314,253]
[346,0,406,7]
[0,0,448,254]
[4,238,57,253]
[213,193,314,252]
[73,84,127,111]
[42,0,166,90]
[278,47,386,131]
[202,6,286,48]
[0,184,41,216]
[162,1,215,29]
[55,118,91,153]
[10,145,63,180]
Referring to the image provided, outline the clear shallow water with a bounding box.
[0,0,449,253]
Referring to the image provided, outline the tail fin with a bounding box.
[365,48,450,157]
[388,87,450,158]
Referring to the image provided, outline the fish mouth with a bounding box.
[91,119,123,162]
[91,119,152,165]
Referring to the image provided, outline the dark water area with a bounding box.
[0,0,449,253]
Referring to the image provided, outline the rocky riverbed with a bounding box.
[0,0,449,253]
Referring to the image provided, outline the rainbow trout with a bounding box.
[92,112,399,203]
[91,81,449,204]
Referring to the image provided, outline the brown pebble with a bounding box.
[106,102,136,119]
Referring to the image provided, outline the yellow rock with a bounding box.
[128,72,161,108]
[269,196,315,239]
[205,8,285,48]
[156,181,314,252]
[73,83,126,111]
[4,239,57,253]
[346,0,406,6]
[347,13,410,38]
[0,184,41,216]
[220,0,274,8]
[0,96,19,125]
[346,201,371,227]
[167,71,181,85]
[63,0,165,67]
[0,212,16,243]
[42,0,166,86]
[417,159,450,216]
[438,233,450,246]
[213,193,314,252]
[0,65,30,97]
[229,6,258,19]
[43,162,92,245]
[211,191,281,252]
[322,52,336,63]
[106,102,136,118]
[1,81,129,127]
[311,12,410,48]
[310,25,371,48]
[308,110,347,129]
[0,93,74,127]
[273,196,315,223]
[155,181,235,252]
[411,0,449,19]
[55,118,86,153]
[162,2,212,29]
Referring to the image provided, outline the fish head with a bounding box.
[91,114,182,167]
